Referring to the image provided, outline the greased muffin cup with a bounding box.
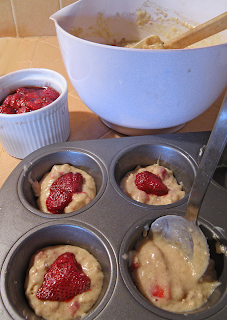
[1,131,227,320]
[0,68,70,159]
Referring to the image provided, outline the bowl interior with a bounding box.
[119,213,227,320]
[111,143,197,208]
[18,149,107,217]
[55,0,227,47]
[1,222,116,320]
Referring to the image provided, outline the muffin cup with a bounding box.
[1,221,117,320]
[18,147,107,218]
[110,143,197,209]
[119,212,227,320]
[0,68,70,159]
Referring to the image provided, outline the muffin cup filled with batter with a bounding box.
[110,143,197,208]
[1,221,116,320]
[18,148,107,217]
[119,212,227,319]
[25,245,104,320]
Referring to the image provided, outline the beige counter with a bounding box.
[0,36,226,189]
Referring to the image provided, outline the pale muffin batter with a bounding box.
[130,229,219,313]
[120,164,185,205]
[25,245,104,320]
[32,164,96,214]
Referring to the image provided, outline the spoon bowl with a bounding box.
[150,90,227,278]
[151,215,209,279]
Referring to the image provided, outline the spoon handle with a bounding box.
[185,91,227,223]
[163,11,227,49]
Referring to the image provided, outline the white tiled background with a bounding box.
[1,0,77,37]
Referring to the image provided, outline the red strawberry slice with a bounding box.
[0,87,60,114]
[36,252,90,301]
[24,91,40,100]
[135,171,168,196]
[40,87,60,101]
[2,95,13,107]
[46,172,83,214]
[9,93,23,110]
[0,105,15,114]
[130,261,139,271]
[17,106,31,114]
[151,285,171,300]
[152,285,165,298]
[50,172,83,194]
[16,87,37,94]
[46,190,72,214]
[27,98,43,111]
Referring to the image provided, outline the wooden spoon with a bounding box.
[132,11,227,49]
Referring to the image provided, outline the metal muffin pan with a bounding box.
[1,131,227,320]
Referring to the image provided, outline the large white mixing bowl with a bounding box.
[51,0,227,135]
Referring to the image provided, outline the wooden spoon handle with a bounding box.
[163,11,227,49]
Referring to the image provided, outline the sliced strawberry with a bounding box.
[151,285,171,300]
[0,87,60,114]
[36,252,90,301]
[157,167,168,180]
[50,172,83,194]
[40,87,60,101]
[130,261,139,270]
[0,105,15,114]
[17,106,31,114]
[2,95,12,107]
[27,98,43,110]
[9,92,23,110]
[152,285,165,298]
[16,87,35,94]
[46,172,83,214]
[46,190,72,214]
[135,171,168,196]
[24,91,40,100]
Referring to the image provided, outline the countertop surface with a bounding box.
[0,36,226,189]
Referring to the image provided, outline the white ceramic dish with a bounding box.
[51,0,227,135]
[0,68,70,159]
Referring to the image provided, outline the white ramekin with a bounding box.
[0,68,70,159]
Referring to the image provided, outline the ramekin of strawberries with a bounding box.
[0,68,70,159]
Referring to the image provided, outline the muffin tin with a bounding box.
[1,131,227,320]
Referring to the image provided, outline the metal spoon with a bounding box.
[132,11,227,49]
[150,90,227,279]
